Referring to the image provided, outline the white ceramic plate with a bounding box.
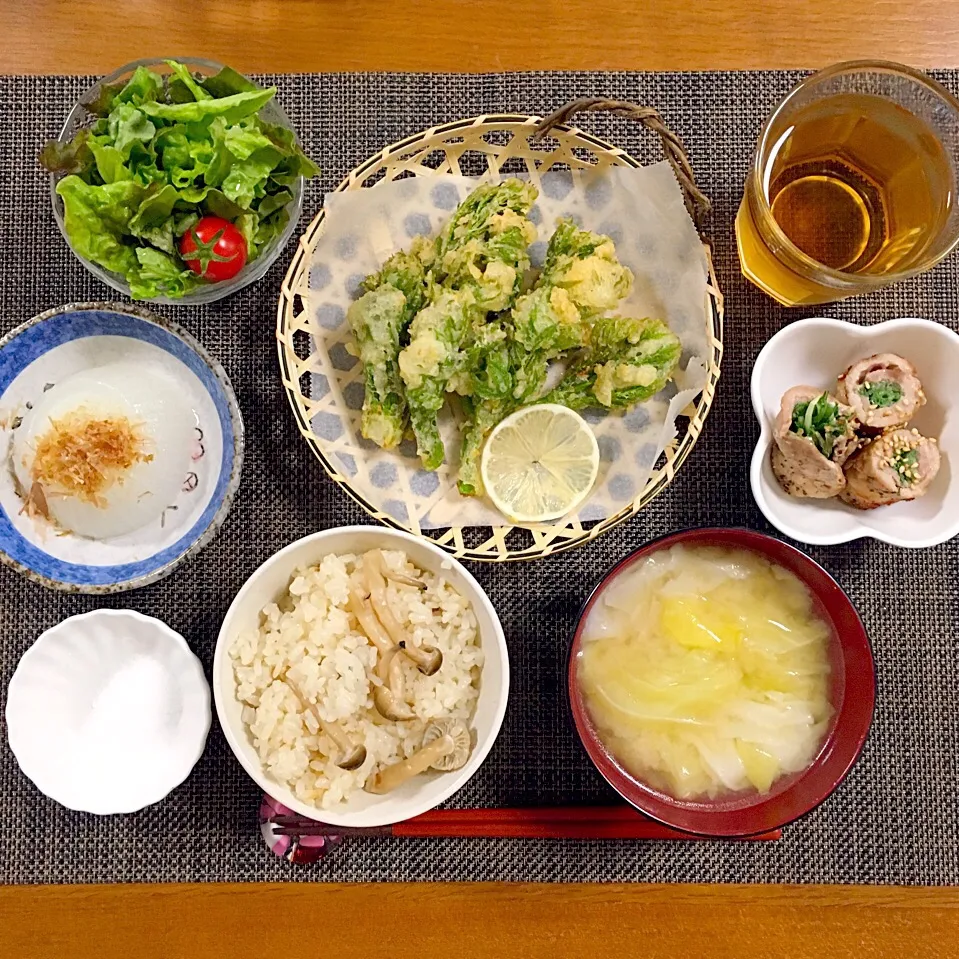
[0,302,244,592]
[213,526,509,827]
[5,609,211,814]
[750,316,959,547]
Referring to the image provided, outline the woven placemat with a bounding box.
[1,70,958,885]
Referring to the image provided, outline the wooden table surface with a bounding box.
[6,0,959,73]
[3,1,959,956]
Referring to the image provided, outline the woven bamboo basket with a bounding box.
[277,100,724,562]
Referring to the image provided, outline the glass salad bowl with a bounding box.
[48,57,306,305]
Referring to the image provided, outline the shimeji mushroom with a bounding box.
[372,646,416,722]
[348,585,394,658]
[396,637,443,677]
[285,677,367,771]
[376,562,426,590]
[365,718,473,794]
[363,551,443,676]
[348,587,416,721]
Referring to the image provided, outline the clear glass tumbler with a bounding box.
[736,61,959,306]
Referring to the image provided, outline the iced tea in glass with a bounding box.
[736,61,959,306]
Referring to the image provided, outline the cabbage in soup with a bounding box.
[577,545,833,800]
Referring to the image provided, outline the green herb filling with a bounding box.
[859,379,903,408]
[892,447,920,486]
[790,393,847,458]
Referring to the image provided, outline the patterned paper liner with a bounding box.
[278,115,723,561]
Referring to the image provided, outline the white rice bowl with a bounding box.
[214,527,509,827]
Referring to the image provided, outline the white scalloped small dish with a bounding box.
[5,609,211,814]
[750,316,959,548]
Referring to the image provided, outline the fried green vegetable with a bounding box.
[347,243,431,449]
[457,220,635,492]
[454,321,516,495]
[351,183,680,499]
[513,220,632,345]
[509,219,634,399]
[537,218,634,316]
[434,179,538,309]
[399,179,537,468]
[399,289,477,470]
[41,60,319,300]
[542,316,681,411]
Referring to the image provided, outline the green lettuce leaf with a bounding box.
[131,183,197,253]
[220,145,282,208]
[254,188,294,218]
[200,121,234,187]
[203,66,260,98]
[173,210,199,237]
[253,208,290,259]
[269,149,320,186]
[129,183,180,235]
[107,103,157,160]
[167,79,196,104]
[202,188,245,220]
[114,66,164,106]
[259,120,297,151]
[138,221,176,254]
[163,60,212,101]
[88,142,132,183]
[55,175,143,278]
[154,125,214,187]
[138,87,276,125]
[224,119,276,160]
[127,144,165,186]
[235,212,258,257]
[129,247,201,299]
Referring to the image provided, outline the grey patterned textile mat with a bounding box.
[1,70,958,885]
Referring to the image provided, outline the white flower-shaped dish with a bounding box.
[750,316,959,548]
[5,609,211,814]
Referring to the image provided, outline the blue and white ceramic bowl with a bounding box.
[0,303,244,592]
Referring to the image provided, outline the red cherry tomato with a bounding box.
[179,216,247,283]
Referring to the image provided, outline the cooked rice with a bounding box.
[230,550,482,809]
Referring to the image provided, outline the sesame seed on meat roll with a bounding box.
[836,353,925,434]
[840,428,940,510]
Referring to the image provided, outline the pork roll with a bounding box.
[771,386,859,498]
[771,441,846,499]
[836,353,925,433]
[839,428,940,509]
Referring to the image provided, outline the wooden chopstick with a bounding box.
[268,806,782,841]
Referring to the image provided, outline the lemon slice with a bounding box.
[481,404,599,523]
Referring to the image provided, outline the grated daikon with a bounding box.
[577,544,833,800]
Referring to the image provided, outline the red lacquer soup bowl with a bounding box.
[568,528,876,837]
